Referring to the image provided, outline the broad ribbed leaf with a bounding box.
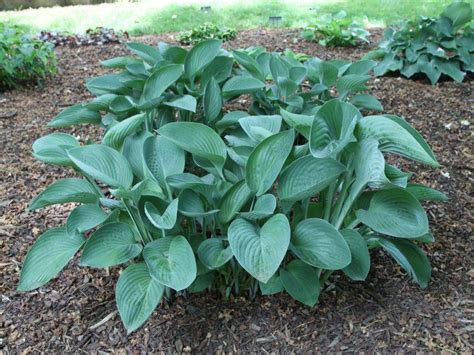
[141,64,183,107]
[246,129,294,196]
[239,194,276,220]
[350,94,383,111]
[278,156,345,201]
[345,60,376,75]
[48,104,101,128]
[218,180,253,223]
[336,74,370,99]
[85,94,117,111]
[239,115,282,143]
[145,199,179,230]
[163,95,197,112]
[127,42,161,65]
[198,238,233,269]
[356,188,429,238]
[144,136,185,189]
[144,236,197,290]
[376,237,431,288]
[185,39,221,79]
[341,229,370,281]
[280,108,313,139]
[309,99,360,158]
[86,74,128,95]
[32,133,79,166]
[406,183,448,202]
[204,77,222,122]
[441,1,472,30]
[66,204,108,235]
[68,145,133,189]
[351,138,389,192]
[291,218,351,270]
[103,113,146,149]
[18,227,85,291]
[80,222,142,267]
[228,214,290,282]
[356,115,439,166]
[109,95,136,114]
[232,50,265,81]
[116,263,164,333]
[123,131,153,179]
[259,273,284,295]
[280,260,320,307]
[201,56,234,87]
[29,178,99,211]
[158,122,227,174]
[178,190,218,217]
[222,76,265,97]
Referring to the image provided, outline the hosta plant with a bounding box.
[366,1,473,84]
[176,23,237,45]
[301,10,370,47]
[18,39,446,333]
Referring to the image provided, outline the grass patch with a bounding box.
[0,0,454,35]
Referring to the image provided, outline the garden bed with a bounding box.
[1,28,472,352]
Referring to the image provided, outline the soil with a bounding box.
[1,28,473,353]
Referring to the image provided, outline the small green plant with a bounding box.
[366,1,473,84]
[177,23,237,45]
[18,40,445,333]
[0,24,57,90]
[301,10,369,47]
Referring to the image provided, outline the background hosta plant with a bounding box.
[176,23,237,45]
[301,10,370,47]
[366,1,473,84]
[1,24,57,90]
[19,39,445,333]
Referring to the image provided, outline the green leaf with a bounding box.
[291,218,351,270]
[222,76,265,97]
[239,115,282,143]
[32,133,79,166]
[48,104,101,128]
[204,77,222,122]
[178,190,218,217]
[246,129,294,196]
[356,188,429,238]
[201,56,234,87]
[376,237,431,288]
[406,183,448,202]
[259,273,284,295]
[218,180,254,223]
[341,229,370,281]
[103,113,146,150]
[127,42,162,65]
[232,49,265,81]
[278,156,345,201]
[280,260,320,307]
[116,262,164,333]
[356,115,439,167]
[109,95,136,114]
[18,227,85,291]
[228,214,291,283]
[66,204,108,235]
[145,199,179,230]
[158,122,227,175]
[144,236,197,290]
[336,74,370,99]
[350,94,383,111]
[441,1,472,30]
[163,95,197,112]
[280,108,313,139]
[80,222,142,267]
[185,39,221,79]
[144,135,185,190]
[123,131,153,180]
[141,64,184,107]
[86,74,129,96]
[29,178,99,211]
[239,194,276,220]
[198,238,233,269]
[68,144,133,189]
[309,99,360,158]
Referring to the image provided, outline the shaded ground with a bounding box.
[1,29,473,352]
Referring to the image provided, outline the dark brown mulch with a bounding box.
[1,29,473,353]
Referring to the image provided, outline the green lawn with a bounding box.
[0,0,457,35]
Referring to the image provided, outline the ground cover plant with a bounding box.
[366,1,473,84]
[0,24,57,90]
[301,10,370,47]
[17,39,446,334]
[177,23,237,45]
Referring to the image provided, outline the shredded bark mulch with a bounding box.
[1,29,472,352]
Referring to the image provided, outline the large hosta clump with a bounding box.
[366,1,473,84]
[18,39,446,333]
